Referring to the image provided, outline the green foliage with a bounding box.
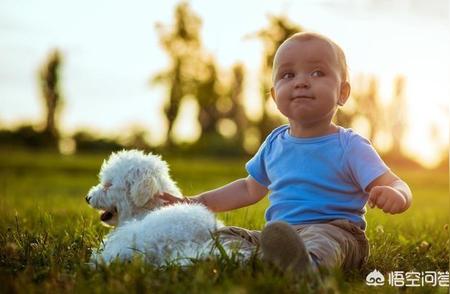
[0,150,448,293]
[0,126,57,150]
[72,131,125,153]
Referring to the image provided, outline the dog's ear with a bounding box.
[130,176,159,207]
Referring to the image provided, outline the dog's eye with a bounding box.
[102,182,112,191]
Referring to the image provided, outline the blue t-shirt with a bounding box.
[245,125,389,230]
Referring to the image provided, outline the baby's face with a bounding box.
[271,37,349,126]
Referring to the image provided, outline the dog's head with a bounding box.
[85,150,181,226]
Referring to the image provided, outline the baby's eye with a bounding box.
[311,70,324,77]
[281,72,295,79]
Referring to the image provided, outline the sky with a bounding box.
[0,0,449,167]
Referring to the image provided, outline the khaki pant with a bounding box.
[215,219,369,271]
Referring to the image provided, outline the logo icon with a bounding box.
[366,269,385,286]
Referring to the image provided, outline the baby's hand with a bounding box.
[157,192,195,206]
[368,186,407,214]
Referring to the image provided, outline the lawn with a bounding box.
[0,149,448,293]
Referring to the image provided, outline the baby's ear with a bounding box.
[338,82,351,106]
[130,176,160,207]
[270,87,276,101]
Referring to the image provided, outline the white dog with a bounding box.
[86,150,224,265]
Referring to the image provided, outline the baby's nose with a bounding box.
[294,75,310,88]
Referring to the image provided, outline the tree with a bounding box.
[211,63,248,153]
[188,61,249,155]
[196,59,221,136]
[355,75,383,142]
[153,2,246,152]
[151,1,202,147]
[388,75,407,154]
[39,49,63,146]
[227,63,248,146]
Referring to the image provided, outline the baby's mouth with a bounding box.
[291,95,314,101]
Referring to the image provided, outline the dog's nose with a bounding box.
[85,195,91,203]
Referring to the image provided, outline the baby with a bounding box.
[159,32,412,273]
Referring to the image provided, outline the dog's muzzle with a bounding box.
[100,210,113,221]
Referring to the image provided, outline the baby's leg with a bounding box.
[213,226,261,260]
[294,220,369,271]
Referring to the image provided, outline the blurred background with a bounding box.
[1,0,448,169]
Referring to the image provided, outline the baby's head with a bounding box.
[272,32,349,83]
[270,32,351,126]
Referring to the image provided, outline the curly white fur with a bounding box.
[86,150,224,265]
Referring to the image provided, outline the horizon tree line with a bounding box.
[1,1,445,164]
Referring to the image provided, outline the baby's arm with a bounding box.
[159,176,268,212]
[366,171,412,214]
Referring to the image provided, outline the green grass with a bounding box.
[0,150,448,293]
